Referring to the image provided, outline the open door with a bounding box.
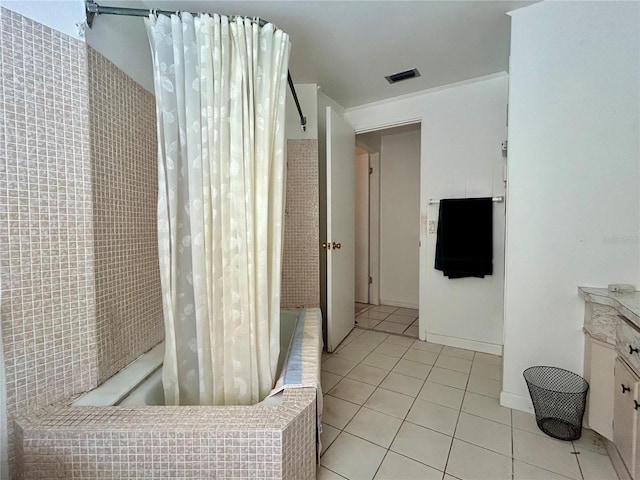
[354,152,370,304]
[323,106,355,352]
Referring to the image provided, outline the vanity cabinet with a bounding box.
[614,358,639,479]
[580,287,640,480]
[584,334,616,440]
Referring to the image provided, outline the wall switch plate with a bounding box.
[428,221,436,234]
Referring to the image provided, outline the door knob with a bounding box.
[635,400,639,411]
[622,384,631,394]
[321,242,331,250]
[629,345,639,355]
[332,242,341,249]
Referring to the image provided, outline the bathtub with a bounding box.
[72,308,301,408]
[17,308,321,480]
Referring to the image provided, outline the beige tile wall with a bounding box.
[281,140,320,308]
[0,7,164,475]
[87,48,163,383]
[0,6,97,468]
[16,385,317,479]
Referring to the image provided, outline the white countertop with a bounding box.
[579,286,640,330]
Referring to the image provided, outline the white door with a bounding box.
[325,106,355,352]
[354,153,369,304]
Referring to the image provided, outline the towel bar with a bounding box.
[428,196,504,205]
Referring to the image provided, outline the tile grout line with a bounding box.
[324,330,599,480]
[322,325,519,479]
[441,350,474,478]
[511,408,515,480]
[572,438,586,480]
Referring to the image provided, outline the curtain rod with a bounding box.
[428,196,505,205]
[85,0,307,132]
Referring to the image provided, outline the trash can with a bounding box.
[523,366,589,441]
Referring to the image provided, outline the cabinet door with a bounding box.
[614,358,639,478]
[585,335,616,440]
[636,385,640,480]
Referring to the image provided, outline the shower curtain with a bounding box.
[145,13,290,406]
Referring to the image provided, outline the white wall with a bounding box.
[84,1,154,93]
[379,129,420,307]
[346,74,508,354]
[502,1,640,412]
[1,0,85,40]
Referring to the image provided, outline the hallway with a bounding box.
[355,304,418,338]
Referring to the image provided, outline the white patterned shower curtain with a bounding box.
[145,13,290,406]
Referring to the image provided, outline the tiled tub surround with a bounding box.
[281,140,320,309]
[17,388,316,480]
[0,7,96,470]
[17,308,321,478]
[87,48,164,383]
[1,7,322,478]
[73,309,304,408]
[1,7,164,475]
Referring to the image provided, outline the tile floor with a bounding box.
[355,304,419,338]
[319,328,617,480]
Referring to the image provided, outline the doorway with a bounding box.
[354,123,421,337]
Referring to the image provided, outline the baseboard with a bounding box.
[605,438,632,480]
[500,391,534,413]
[425,332,503,356]
[379,299,418,309]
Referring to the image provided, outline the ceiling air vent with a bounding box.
[385,68,421,84]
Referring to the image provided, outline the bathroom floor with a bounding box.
[318,328,616,480]
[354,304,419,338]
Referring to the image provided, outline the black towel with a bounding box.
[434,197,493,278]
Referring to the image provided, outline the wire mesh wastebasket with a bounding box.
[523,366,589,441]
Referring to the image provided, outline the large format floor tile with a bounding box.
[418,381,465,409]
[379,371,423,397]
[323,395,360,429]
[446,439,512,480]
[513,461,574,480]
[361,352,399,370]
[454,412,512,456]
[329,377,376,405]
[435,354,473,373]
[512,428,582,479]
[427,366,469,389]
[319,328,616,480]
[390,421,453,471]
[346,363,389,386]
[406,398,459,436]
[373,450,443,480]
[364,387,414,419]
[392,358,431,379]
[575,448,617,480]
[344,407,402,448]
[322,432,387,480]
[461,391,512,425]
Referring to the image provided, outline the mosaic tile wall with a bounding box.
[16,387,317,479]
[281,140,320,308]
[1,7,164,475]
[87,48,163,383]
[0,5,97,468]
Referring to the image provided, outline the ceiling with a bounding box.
[99,0,537,108]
